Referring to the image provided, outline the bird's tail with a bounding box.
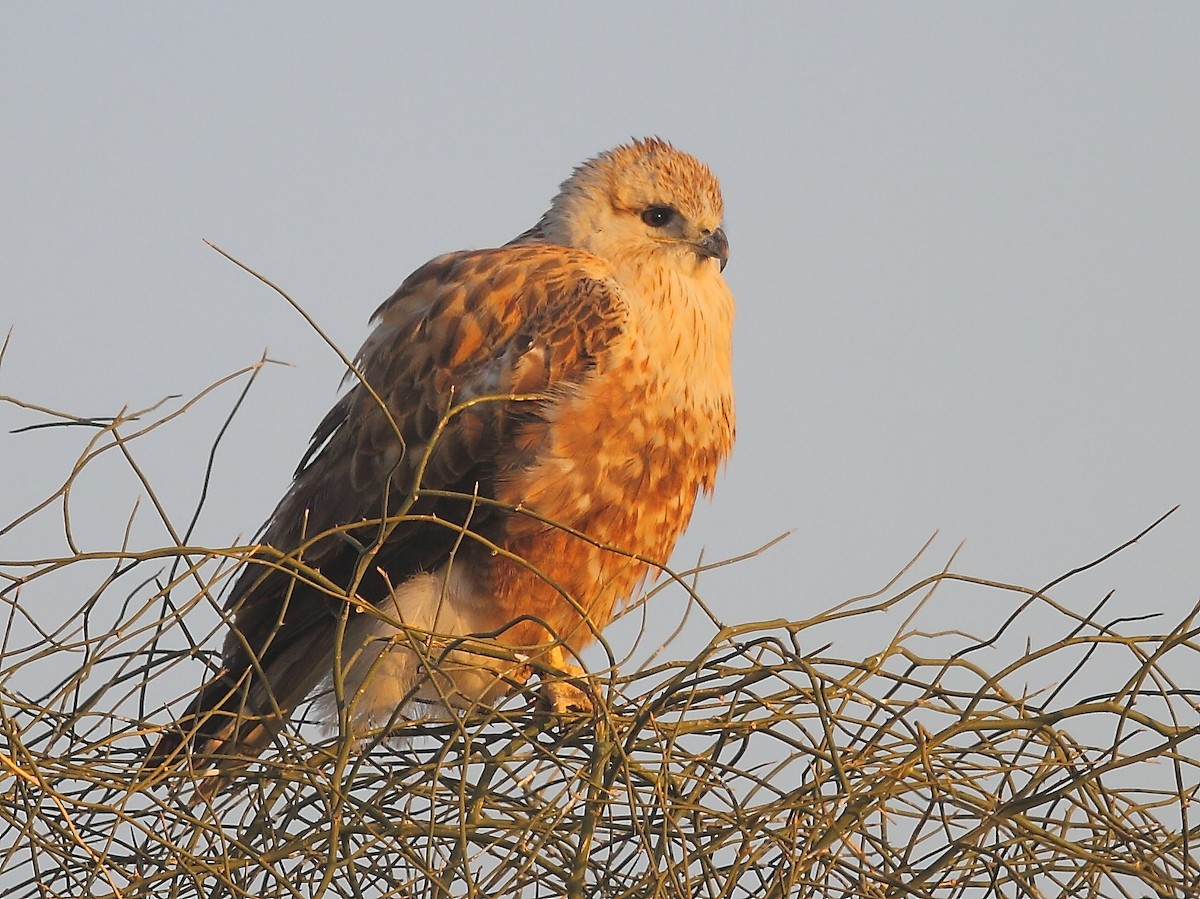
[143,641,327,800]
[141,674,277,800]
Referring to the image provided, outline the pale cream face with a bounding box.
[540,138,729,278]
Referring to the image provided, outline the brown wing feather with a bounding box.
[150,244,627,777]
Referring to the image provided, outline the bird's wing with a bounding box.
[207,243,627,728]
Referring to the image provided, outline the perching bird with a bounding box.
[150,137,735,793]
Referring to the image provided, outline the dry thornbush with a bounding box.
[2,343,1197,898]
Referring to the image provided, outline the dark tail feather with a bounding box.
[144,641,329,800]
[142,668,287,800]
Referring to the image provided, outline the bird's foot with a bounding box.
[529,645,593,718]
[537,676,593,717]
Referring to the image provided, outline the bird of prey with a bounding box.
[150,137,735,792]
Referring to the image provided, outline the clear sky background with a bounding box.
[2,7,1198,697]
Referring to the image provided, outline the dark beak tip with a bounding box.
[701,226,730,271]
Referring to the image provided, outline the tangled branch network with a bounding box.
[1,332,1197,898]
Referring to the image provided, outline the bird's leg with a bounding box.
[534,643,593,716]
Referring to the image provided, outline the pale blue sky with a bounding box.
[3,6,1198,693]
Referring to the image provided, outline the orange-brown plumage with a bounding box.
[150,137,735,792]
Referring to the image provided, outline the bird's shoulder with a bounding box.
[293,243,632,499]
[370,243,627,355]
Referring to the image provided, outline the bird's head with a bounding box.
[537,137,729,277]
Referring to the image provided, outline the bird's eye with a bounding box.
[640,205,677,228]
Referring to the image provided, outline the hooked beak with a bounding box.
[696,227,729,271]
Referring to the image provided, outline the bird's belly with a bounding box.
[489,368,731,650]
